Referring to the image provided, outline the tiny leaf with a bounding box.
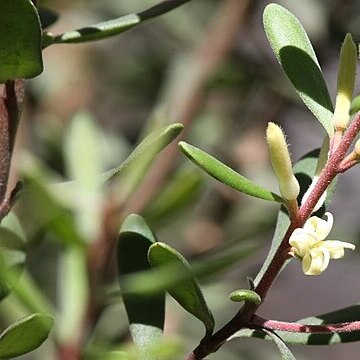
[0,313,54,358]
[229,289,261,305]
[263,4,333,134]
[0,0,43,82]
[179,142,282,203]
[148,242,215,335]
[118,215,165,354]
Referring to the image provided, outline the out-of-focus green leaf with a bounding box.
[63,112,104,241]
[102,123,183,183]
[233,303,360,345]
[64,112,103,188]
[148,242,215,335]
[46,0,191,46]
[350,94,360,115]
[263,4,333,135]
[0,313,54,358]
[118,214,165,356]
[144,166,203,223]
[0,213,26,300]
[57,247,88,346]
[179,142,282,203]
[51,123,183,206]
[0,0,43,82]
[20,175,84,246]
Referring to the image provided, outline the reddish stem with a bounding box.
[252,315,360,334]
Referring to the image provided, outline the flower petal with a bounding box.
[304,212,333,240]
[289,229,317,257]
[322,240,355,259]
[302,248,330,275]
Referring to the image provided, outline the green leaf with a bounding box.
[179,142,282,203]
[63,112,104,240]
[20,175,84,246]
[116,241,257,295]
[64,111,103,187]
[46,0,191,46]
[144,165,203,223]
[350,94,360,115]
[263,4,333,135]
[118,214,165,355]
[0,212,26,300]
[233,303,360,345]
[57,247,89,346]
[0,313,54,358]
[0,0,43,82]
[260,330,296,359]
[148,242,215,335]
[102,123,183,184]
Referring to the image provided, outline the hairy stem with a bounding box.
[252,315,360,334]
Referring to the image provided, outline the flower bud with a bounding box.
[266,122,300,200]
[334,34,357,131]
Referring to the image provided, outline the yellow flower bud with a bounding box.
[266,122,299,200]
[333,33,357,131]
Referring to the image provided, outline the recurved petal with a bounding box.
[322,240,355,259]
[304,212,333,241]
[302,248,330,275]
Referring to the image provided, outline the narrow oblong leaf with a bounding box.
[263,4,333,134]
[148,242,215,335]
[118,214,165,354]
[0,313,54,358]
[261,330,296,360]
[52,14,140,45]
[47,0,191,46]
[0,0,43,82]
[102,123,183,184]
[179,141,282,203]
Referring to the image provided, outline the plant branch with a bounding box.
[186,112,360,359]
[252,315,360,334]
[0,80,25,219]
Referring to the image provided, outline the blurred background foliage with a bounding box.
[6,0,360,359]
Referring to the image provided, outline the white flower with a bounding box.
[289,212,355,275]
